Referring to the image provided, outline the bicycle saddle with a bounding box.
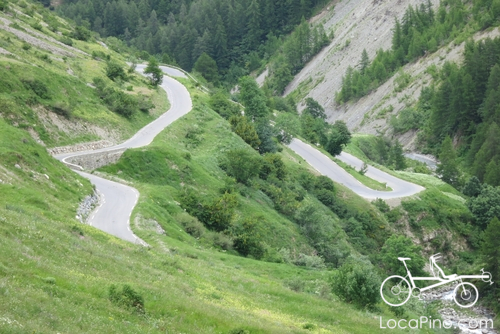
[398,257,411,261]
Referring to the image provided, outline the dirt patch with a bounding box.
[34,105,121,146]
[0,16,78,58]
[0,47,12,55]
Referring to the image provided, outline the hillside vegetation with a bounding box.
[0,0,168,148]
[1,0,499,331]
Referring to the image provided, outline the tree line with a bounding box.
[56,0,329,84]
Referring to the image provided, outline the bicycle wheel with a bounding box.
[380,275,412,307]
[453,282,478,308]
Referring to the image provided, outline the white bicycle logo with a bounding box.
[380,254,493,308]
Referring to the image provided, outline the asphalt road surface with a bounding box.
[54,66,191,244]
[55,64,423,243]
[288,139,424,200]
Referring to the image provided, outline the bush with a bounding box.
[109,284,144,313]
[30,20,43,31]
[0,0,7,11]
[176,213,205,238]
[233,217,265,259]
[293,253,326,269]
[50,102,72,119]
[220,149,262,185]
[209,91,240,119]
[207,232,233,250]
[330,256,380,308]
[105,60,126,81]
[21,79,50,99]
[372,198,390,213]
[59,36,73,46]
[72,25,91,41]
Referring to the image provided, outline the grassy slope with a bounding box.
[0,91,422,334]
[0,2,168,148]
[0,2,458,333]
[344,134,473,249]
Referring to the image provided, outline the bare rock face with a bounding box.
[283,0,500,150]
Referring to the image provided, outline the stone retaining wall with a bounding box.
[65,148,125,171]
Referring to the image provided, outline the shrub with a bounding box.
[233,217,265,259]
[379,235,425,276]
[105,60,126,81]
[137,94,154,113]
[372,198,390,213]
[285,277,305,292]
[50,102,72,119]
[315,175,335,192]
[72,25,91,41]
[330,256,380,308]
[21,79,50,99]
[207,232,233,250]
[109,284,144,313]
[205,192,238,232]
[59,36,73,46]
[30,21,43,31]
[220,149,262,185]
[314,189,336,207]
[293,253,326,269]
[209,91,240,119]
[259,153,286,180]
[176,213,205,238]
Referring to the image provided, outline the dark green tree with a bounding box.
[256,121,278,154]
[463,176,483,197]
[221,149,262,184]
[193,52,219,83]
[206,192,238,232]
[379,235,426,277]
[238,76,269,119]
[274,113,300,144]
[229,116,261,150]
[437,136,460,186]
[144,56,163,86]
[359,49,370,73]
[481,217,500,301]
[468,185,500,229]
[324,120,351,156]
[303,97,326,119]
[233,216,265,259]
[390,140,407,170]
[210,91,240,119]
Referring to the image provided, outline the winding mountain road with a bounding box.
[55,65,423,244]
[54,66,191,244]
[288,139,424,199]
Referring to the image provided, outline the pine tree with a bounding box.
[244,0,261,52]
[481,217,500,294]
[229,116,261,150]
[484,159,500,187]
[360,49,370,74]
[463,176,482,197]
[238,76,269,119]
[436,136,460,186]
[193,52,219,83]
[473,122,500,181]
[390,140,406,170]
